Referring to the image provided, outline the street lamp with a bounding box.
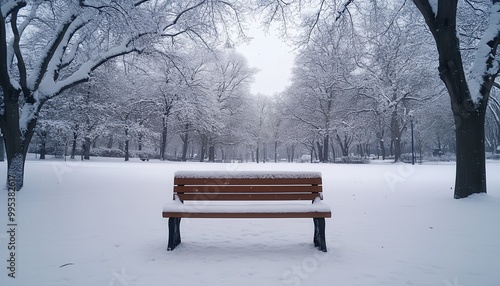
[410,113,415,165]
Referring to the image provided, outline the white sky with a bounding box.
[236,25,296,96]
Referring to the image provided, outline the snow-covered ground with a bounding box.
[1,156,499,286]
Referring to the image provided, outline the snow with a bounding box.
[174,170,322,179]
[18,103,37,135]
[1,157,500,286]
[468,2,500,104]
[163,201,331,214]
[428,0,438,17]
[0,1,22,18]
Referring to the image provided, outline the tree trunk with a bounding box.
[39,135,46,160]
[107,135,114,149]
[316,141,323,162]
[84,137,91,160]
[454,111,487,198]
[256,146,259,163]
[336,133,350,157]
[124,127,129,161]
[138,133,143,151]
[287,145,295,162]
[160,121,168,160]
[312,145,318,161]
[0,136,4,161]
[274,140,278,163]
[1,92,38,190]
[330,141,336,161]
[181,136,188,161]
[379,139,386,160]
[71,132,78,159]
[323,135,329,162]
[199,134,207,162]
[180,123,189,162]
[208,138,215,162]
[263,142,266,163]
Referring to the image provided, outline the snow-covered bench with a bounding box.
[162,171,332,252]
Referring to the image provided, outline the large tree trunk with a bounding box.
[0,136,4,161]
[1,94,37,190]
[454,110,487,198]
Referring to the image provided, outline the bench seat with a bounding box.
[163,200,332,218]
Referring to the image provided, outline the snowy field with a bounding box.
[1,156,499,286]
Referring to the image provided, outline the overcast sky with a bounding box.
[236,25,296,96]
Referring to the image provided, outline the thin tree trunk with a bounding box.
[379,139,386,160]
[160,117,168,160]
[107,135,114,149]
[208,136,215,162]
[138,133,143,151]
[316,141,323,162]
[124,127,129,162]
[84,137,91,160]
[39,135,46,160]
[274,140,278,163]
[180,123,189,162]
[199,134,207,162]
[71,132,77,159]
[323,135,329,162]
[256,146,259,163]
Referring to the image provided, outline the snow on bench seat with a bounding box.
[163,197,331,215]
[173,170,322,180]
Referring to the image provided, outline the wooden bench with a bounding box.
[162,171,332,252]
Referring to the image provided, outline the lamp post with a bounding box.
[410,114,415,165]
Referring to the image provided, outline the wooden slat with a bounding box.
[174,185,323,194]
[174,177,322,186]
[177,193,319,201]
[162,211,332,218]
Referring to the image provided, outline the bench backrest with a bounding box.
[173,171,323,202]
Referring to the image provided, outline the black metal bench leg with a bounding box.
[313,218,320,247]
[313,218,327,252]
[167,217,180,251]
[175,218,182,246]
